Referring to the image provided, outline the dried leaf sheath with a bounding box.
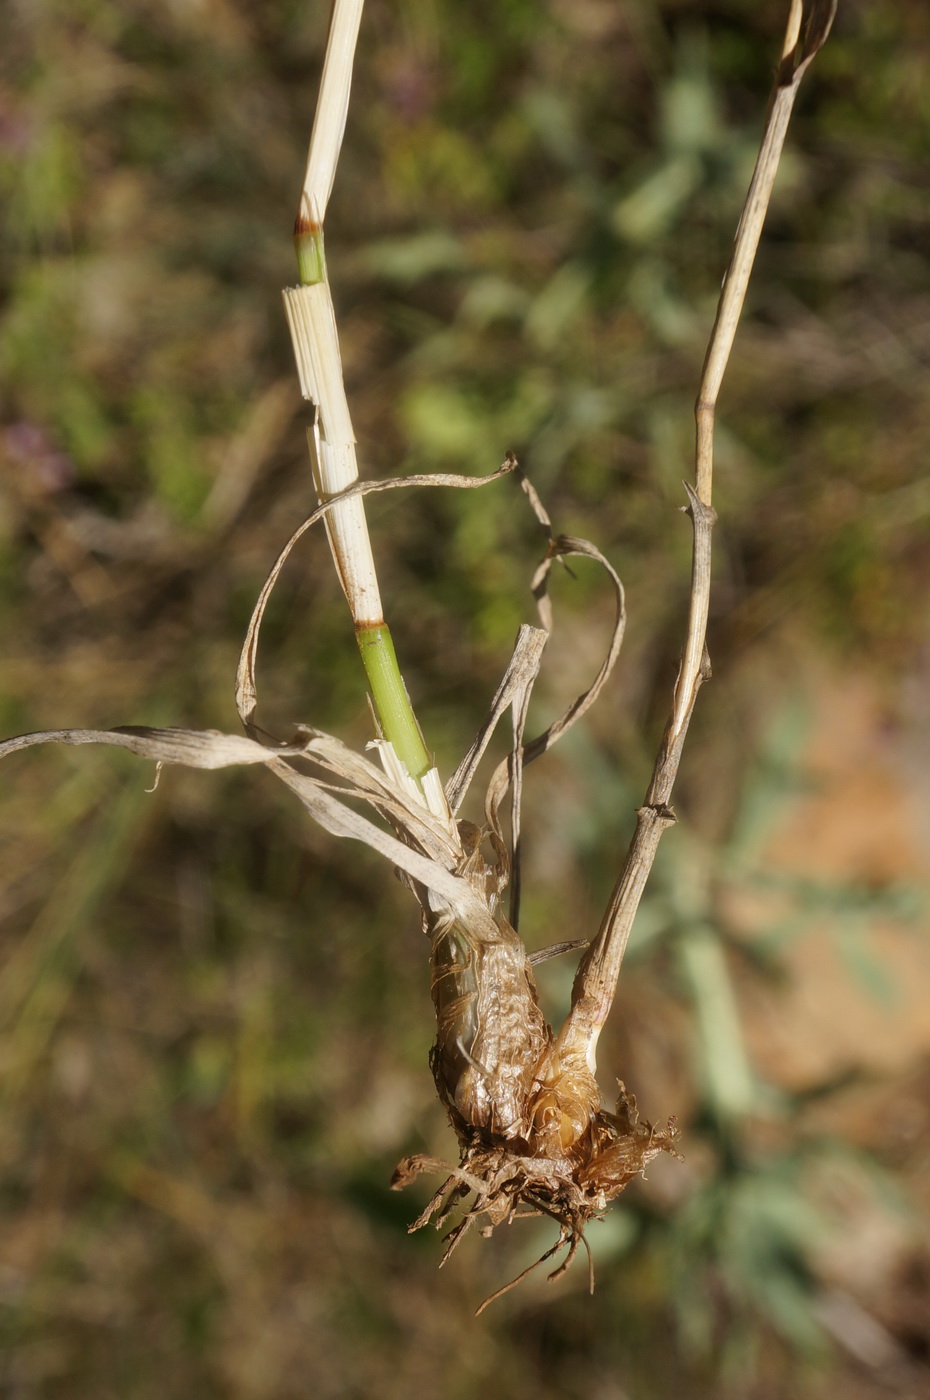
[428,878,549,1141]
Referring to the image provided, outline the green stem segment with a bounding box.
[356,624,432,781]
[295,227,327,286]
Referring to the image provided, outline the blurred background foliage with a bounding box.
[2,0,930,1395]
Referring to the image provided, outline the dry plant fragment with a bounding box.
[0,0,835,1311]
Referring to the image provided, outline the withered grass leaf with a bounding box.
[0,726,307,768]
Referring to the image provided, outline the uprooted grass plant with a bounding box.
[0,0,835,1311]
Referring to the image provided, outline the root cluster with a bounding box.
[392,1086,680,1311]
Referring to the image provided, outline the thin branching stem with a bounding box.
[557,0,836,1074]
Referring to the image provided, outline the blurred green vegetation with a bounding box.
[2,0,930,1396]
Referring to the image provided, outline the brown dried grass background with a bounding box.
[1,1,930,1395]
